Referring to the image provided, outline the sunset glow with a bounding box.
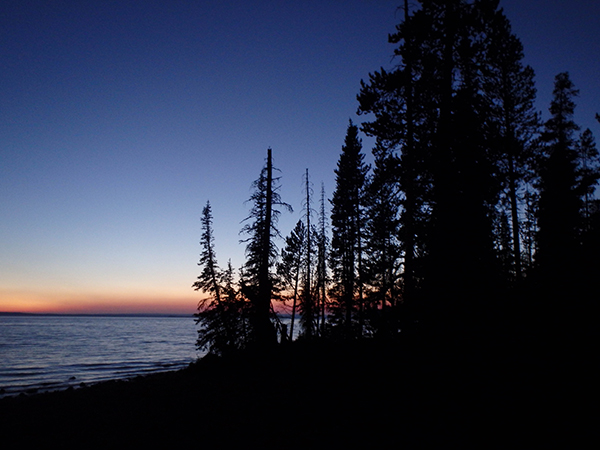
[1,1,598,315]
[0,288,197,315]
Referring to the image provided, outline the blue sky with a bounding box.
[1,0,598,313]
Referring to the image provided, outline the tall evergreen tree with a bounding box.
[576,128,600,338]
[358,0,540,337]
[358,0,439,330]
[193,201,223,353]
[481,0,540,283]
[363,142,402,336]
[521,188,538,273]
[534,73,600,345]
[329,121,369,337]
[427,0,503,318]
[193,201,222,303]
[299,169,317,338]
[536,72,581,285]
[193,202,247,354]
[277,220,306,341]
[240,148,291,348]
[315,183,329,335]
[576,128,600,225]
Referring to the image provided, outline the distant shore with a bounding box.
[0,311,194,318]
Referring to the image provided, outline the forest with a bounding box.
[4,2,598,446]
[192,0,599,357]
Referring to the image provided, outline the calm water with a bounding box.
[0,315,201,397]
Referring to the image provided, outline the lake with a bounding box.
[0,314,201,397]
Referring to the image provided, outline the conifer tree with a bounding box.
[298,169,317,338]
[534,73,600,342]
[358,0,435,328]
[521,188,538,272]
[358,0,541,336]
[493,209,514,282]
[193,201,221,302]
[536,72,581,284]
[363,143,402,335]
[329,121,369,337]
[576,128,600,224]
[277,220,306,340]
[481,0,540,282]
[240,148,291,348]
[315,183,329,335]
[576,127,600,335]
[193,202,247,354]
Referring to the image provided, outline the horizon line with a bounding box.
[0,311,194,318]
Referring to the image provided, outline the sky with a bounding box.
[1,0,599,314]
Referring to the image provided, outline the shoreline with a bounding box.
[0,338,580,447]
[0,339,436,446]
[0,360,195,400]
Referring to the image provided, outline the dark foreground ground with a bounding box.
[0,336,592,448]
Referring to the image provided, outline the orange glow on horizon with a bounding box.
[0,288,197,315]
[1,287,299,316]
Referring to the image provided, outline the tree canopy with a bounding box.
[193,0,599,352]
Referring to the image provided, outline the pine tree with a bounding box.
[493,209,514,282]
[536,72,581,285]
[576,127,600,338]
[329,121,369,338]
[193,201,221,302]
[576,128,600,225]
[533,73,600,345]
[363,142,402,336]
[521,188,538,273]
[193,202,246,354]
[315,183,329,335]
[358,0,435,329]
[240,148,292,348]
[277,220,306,340]
[481,0,540,282]
[358,0,539,337]
[298,169,317,338]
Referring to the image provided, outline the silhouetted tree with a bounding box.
[240,148,291,349]
[193,201,222,302]
[315,183,329,335]
[358,0,541,338]
[329,121,369,338]
[521,188,538,272]
[573,128,600,330]
[536,72,582,286]
[193,202,247,354]
[533,73,600,346]
[298,169,318,338]
[363,142,402,336]
[358,0,432,325]
[576,128,600,225]
[481,1,540,283]
[493,209,514,282]
[277,220,306,340]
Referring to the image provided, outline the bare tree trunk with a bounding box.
[318,184,327,336]
[290,258,300,340]
[402,0,417,327]
[508,151,522,281]
[256,148,275,347]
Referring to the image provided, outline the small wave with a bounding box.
[0,315,199,397]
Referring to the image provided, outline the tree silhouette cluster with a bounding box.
[193,0,599,353]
